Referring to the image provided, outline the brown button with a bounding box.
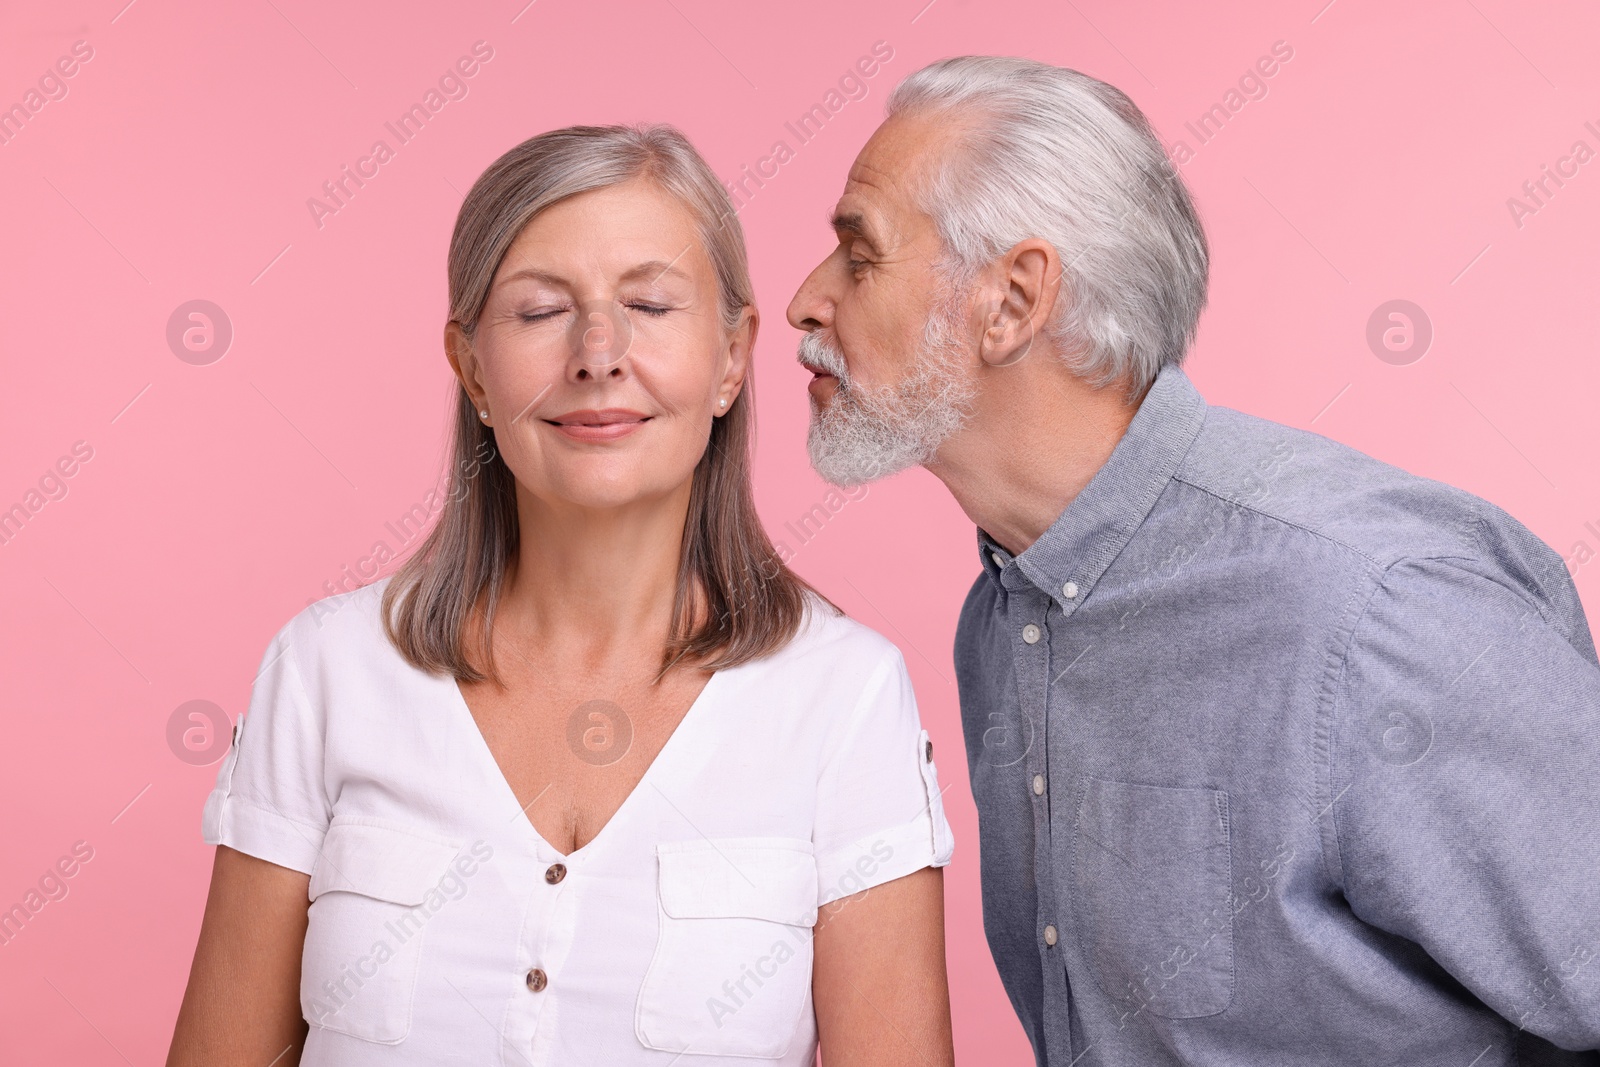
[544,863,567,885]
[525,968,547,992]
[924,739,934,762]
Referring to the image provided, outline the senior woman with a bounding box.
[166,125,955,1066]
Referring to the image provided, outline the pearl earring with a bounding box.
[480,410,489,419]
[718,398,727,408]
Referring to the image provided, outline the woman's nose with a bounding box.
[567,299,633,380]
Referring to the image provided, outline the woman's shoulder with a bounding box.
[257,576,396,681]
[762,589,906,678]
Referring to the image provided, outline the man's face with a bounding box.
[786,112,979,486]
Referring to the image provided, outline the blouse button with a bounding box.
[1044,924,1059,947]
[1062,581,1079,599]
[1032,773,1046,797]
[544,863,567,885]
[1022,623,1042,644]
[526,968,548,992]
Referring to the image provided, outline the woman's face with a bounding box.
[449,177,752,513]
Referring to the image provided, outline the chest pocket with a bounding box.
[1070,778,1234,1019]
[636,838,819,1058]
[301,820,464,1044]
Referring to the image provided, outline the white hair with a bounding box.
[886,56,1209,396]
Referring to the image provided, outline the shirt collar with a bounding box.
[976,362,1208,614]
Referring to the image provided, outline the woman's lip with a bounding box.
[544,417,649,442]
[547,408,649,424]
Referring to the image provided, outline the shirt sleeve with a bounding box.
[201,612,332,874]
[1328,555,1600,1050]
[812,642,955,906]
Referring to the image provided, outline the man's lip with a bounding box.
[544,408,650,426]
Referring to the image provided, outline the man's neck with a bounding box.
[924,359,1145,558]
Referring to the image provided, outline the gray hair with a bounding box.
[382,124,835,687]
[886,56,1209,396]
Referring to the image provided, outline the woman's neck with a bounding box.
[497,479,696,673]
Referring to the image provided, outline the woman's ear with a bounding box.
[978,240,1062,368]
[445,321,487,412]
[716,305,758,413]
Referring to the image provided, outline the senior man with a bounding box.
[787,55,1600,1067]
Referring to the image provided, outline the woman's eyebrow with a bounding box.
[495,267,568,289]
[619,260,693,284]
[495,261,691,290]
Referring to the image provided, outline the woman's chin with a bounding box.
[539,473,683,513]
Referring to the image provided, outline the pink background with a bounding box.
[3,0,1597,1062]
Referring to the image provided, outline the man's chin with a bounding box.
[806,434,914,488]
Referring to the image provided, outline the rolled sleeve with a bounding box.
[1329,555,1600,1049]
[812,645,955,906]
[201,617,331,874]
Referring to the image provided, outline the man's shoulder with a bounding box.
[1171,406,1589,644]
[1176,406,1541,572]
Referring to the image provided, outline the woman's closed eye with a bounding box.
[520,303,674,323]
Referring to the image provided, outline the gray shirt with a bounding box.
[953,363,1600,1066]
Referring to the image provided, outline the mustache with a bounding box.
[797,331,849,380]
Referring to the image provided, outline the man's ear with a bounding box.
[445,321,487,413]
[978,239,1062,368]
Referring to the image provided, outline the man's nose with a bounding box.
[786,260,832,332]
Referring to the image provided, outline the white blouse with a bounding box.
[202,576,955,1065]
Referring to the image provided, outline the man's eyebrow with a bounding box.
[829,210,879,246]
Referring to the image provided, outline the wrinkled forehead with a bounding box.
[834,111,968,247]
[497,178,713,285]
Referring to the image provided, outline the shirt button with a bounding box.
[544,863,567,885]
[991,551,1005,567]
[525,968,548,992]
[1032,773,1046,796]
[924,738,934,762]
[1062,581,1079,599]
[1044,924,1059,947]
[1022,623,1041,644]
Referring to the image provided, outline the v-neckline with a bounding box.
[441,666,727,860]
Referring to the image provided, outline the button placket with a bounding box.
[518,848,581,1055]
[1034,596,1078,1067]
[1007,587,1065,1031]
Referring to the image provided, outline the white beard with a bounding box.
[800,301,977,487]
